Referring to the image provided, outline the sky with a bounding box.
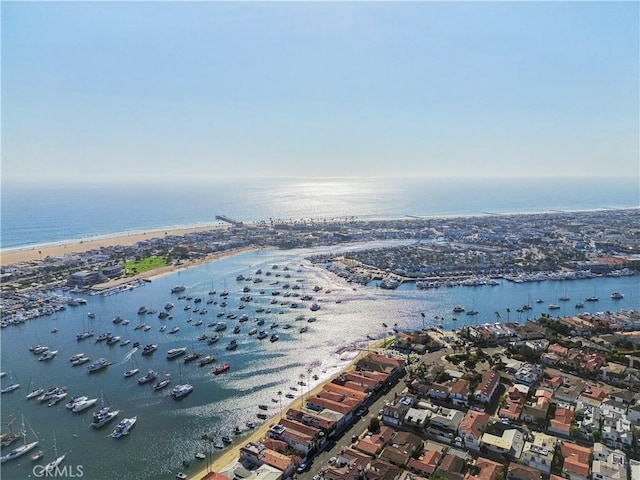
[2,1,639,183]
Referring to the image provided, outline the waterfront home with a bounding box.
[266,425,314,456]
[239,442,296,478]
[356,353,405,381]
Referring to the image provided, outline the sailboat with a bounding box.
[1,371,20,394]
[124,353,139,378]
[559,286,570,301]
[44,432,66,473]
[0,415,39,463]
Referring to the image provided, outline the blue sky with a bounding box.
[2,1,638,182]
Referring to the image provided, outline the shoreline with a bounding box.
[4,207,636,266]
[0,224,229,266]
[194,339,387,480]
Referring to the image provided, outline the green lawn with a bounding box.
[125,256,168,275]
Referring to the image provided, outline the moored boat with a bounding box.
[171,383,193,399]
[167,347,187,359]
[213,363,230,375]
[137,370,158,385]
[110,416,137,438]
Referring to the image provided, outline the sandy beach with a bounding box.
[194,340,386,480]
[0,224,226,266]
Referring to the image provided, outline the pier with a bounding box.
[215,215,243,226]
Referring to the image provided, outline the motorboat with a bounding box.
[153,374,172,391]
[168,326,180,334]
[69,353,85,362]
[65,395,89,410]
[87,358,110,373]
[138,370,158,385]
[72,356,91,366]
[141,344,158,356]
[611,292,624,299]
[72,397,98,413]
[199,355,215,367]
[212,363,230,375]
[225,340,238,351]
[171,384,193,399]
[38,350,58,361]
[167,347,187,359]
[26,387,45,400]
[110,416,137,438]
[90,409,119,428]
[269,334,279,342]
[184,351,201,363]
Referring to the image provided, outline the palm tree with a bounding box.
[276,390,283,416]
[494,311,501,322]
[201,433,214,473]
[506,308,511,322]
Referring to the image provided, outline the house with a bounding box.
[475,370,500,404]
[427,383,451,400]
[480,428,525,460]
[356,426,394,456]
[408,449,442,476]
[592,443,628,480]
[450,379,472,406]
[560,441,592,480]
[499,386,526,421]
[507,463,543,480]
[601,363,628,384]
[403,407,430,430]
[323,447,372,480]
[381,402,410,428]
[379,432,422,468]
[429,407,464,434]
[367,458,401,480]
[464,457,504,480]
[548,407,573,437]
[520,432,558,474]
[434,453,466,480]
[458,410,491,451]
[514,364,543,386]
[522,388,552,426]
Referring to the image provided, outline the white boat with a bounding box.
[1,383,20,394]
[30,344,48,354]
[90,409,120,428]
[43,433,65,474]
[153,374,172,391]
[124,355,139,378]
[611,292,624,299]
[87,358,110,373]
[26,387,45,400]
[168,326,179,334]
[69,353,85,362]
[38,350,58,361]
[171,384,193,399]
[141,344,158,356]
[138,370,158,385]
[72,397,98,413]
[110,416,137,438]
[167,347,187,359]
[47,391,67,407]
[65,395,89,410]
[71,356,91,366]
[0,416,38,463]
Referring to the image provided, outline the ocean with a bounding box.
[2,176,638,250]
[1,176,639,480]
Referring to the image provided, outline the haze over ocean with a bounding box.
[2,176,638,250]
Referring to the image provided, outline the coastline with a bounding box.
[0,224,227,266]
[194,340,387,480]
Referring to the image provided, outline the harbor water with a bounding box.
[1,244,638,480]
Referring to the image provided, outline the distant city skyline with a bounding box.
[2,1,638,183]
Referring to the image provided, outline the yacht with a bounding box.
[199,355,215,367]
[184,351,201,363]
[310,303,320,311]
[453,306,465,313]
[548,304,560,310]
[87,358,110,373]
[26,387,45,400]
[611,292,624,300]
[106,335,121,345]
[1,383,20,394]
[47,391,67,407]
[38,350,58,361]
[166,347,187,359]
[299,326,308,334]
[269,334,279,342]
[1,435,38,463]
[90,409,119,428]
[69,353,86,362]
[171,285,186,294]
[214,322,227,332]
[65,395,89,410]
[225,340,238,351]
[233,325,241,334]
[248,327,258,336]
[72,397,98,413]
[30,344,49,354]
[153,374,172,391]
[257,330,267,340]
[171,384,193,399]
[72,356,91,366]
[110,416,137,438]
[207,335,220,345]
[141,344,158,356]
[137,370,158,385]
[168,326,180,334]
[213,363,230,375]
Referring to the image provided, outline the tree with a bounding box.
[368,416,380,434]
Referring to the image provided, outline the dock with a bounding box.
[215,215,243,226]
